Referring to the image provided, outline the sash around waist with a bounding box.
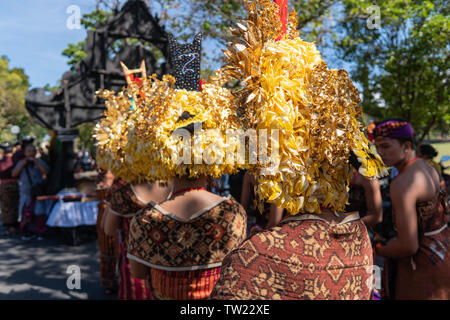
[0,179,18,184]
[282,211,361,225]
[423,224,448,237]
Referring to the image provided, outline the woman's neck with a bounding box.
[171,176,208,194]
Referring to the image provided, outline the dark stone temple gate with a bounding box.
[25,0,170,194]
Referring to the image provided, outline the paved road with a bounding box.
[0,223,115,300]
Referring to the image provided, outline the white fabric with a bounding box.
[127,253,222,271]
[46,191,98,227]
[424,224,448,236]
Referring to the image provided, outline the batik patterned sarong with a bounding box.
[1,181,19,226]
[391,190,450,300]
[211,214,374,300]
[108,183,152,300]
[127,196,247,299]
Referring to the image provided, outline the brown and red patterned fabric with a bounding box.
[1,154,19,227]
[150,267,222,300]
[108,183,152,300]
[1,181,19,227]
[108,183,147,221]
[390,190,450,300]
[95,177,125,291]
[127,196,247,299]
[211,215,374,300]
[0,154,15,179]
[96,188,118,291]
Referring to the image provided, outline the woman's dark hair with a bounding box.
[0,142,13,154]
[376,117,416,150]
[419,144,438,158]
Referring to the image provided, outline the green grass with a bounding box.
[430,141,450,174]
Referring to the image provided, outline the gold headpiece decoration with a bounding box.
[224,0,388,215]
[94,61,149,182]
[120,69,245,182]
[95,59,245,183]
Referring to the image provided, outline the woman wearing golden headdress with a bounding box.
[210,0,388,300]
[95,169,118,295]
[95,62,173,300]
[96,34,248,300]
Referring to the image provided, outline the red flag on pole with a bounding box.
[273,0,288,41]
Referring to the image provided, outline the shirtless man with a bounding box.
[373,119,450,300]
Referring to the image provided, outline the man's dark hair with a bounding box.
[21,136,35,148]
[419,144,438,158]
[0,142,13,154]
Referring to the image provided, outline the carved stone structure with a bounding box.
[25,0,170,193]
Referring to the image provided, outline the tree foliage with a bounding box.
[62,0,340,68]
[0,56,47,143]
[60,0,449,144]
[61,9,112,70]
[76,122,96,155]
[335,0,449,143]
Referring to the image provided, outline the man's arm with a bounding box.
[103,206,122,237]
[360,176,383,228]
[11,159,27,178]
[34,159,49,177]
[267,204,284,228]
[240,172,255,212]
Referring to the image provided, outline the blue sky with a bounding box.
[0,0,225,89]
[0,0,350,90]
[0,0,108,88]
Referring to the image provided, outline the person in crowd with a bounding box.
[94,36,248,299]
[12,142,20,155]
[11,144,49,222]
[12,136,35,166]
[81,151,94,172]
[373,119,450,299]
[0,142,20,235]
[346,169,384,299]
[346,170,383,229]
[123,99,247,298]
[38,141,51,165]
[240,171,284,232]
[73,152,85,174]
[127,174,246,300]
[95,169,119,295]
[418,144,446,191]
[211,0,388,300]
[103,180,172,300]
[227,170,246,204]
[210,174,230,197]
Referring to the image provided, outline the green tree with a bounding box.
[0,56,47,143]
[335,0,449,143]
[61,9,112,70]
[76,122,96,155]
[63,0,341,69]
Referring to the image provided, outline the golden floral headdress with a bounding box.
[224,0,388,214]
[94,41,245,183]
[94,61,148,182]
